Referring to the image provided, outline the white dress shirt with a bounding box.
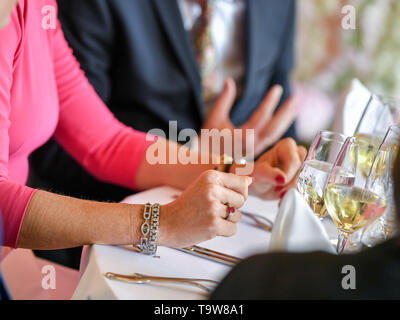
[177,0,246,114]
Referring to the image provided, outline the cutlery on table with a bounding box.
[242,211,273,231]
[176,245,242,267]
[104,272,217,293]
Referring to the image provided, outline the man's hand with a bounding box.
[245,138,307,200]
[202,78,298,157]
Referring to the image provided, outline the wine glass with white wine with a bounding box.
[361,125,400,247]
[346,95,399,250]
[297,131,353,219]
[354,94,397,181]
[324,136,387,254]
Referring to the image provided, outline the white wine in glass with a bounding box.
[324,136,387,254]
[354,133,382,178]
[362,125,400,247]
[298,160,355,218]
[297,131,348,219]
[325,184,386,235]
[346,95,399,251]
[354,94,398,179]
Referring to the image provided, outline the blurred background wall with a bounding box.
[293,0,400,144]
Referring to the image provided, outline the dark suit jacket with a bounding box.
[211,237,400,299]
[29,0,297,201]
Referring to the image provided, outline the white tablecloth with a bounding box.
[72,186,337,300]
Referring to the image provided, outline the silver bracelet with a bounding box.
[138,203,152,253]
[147,203,160,257]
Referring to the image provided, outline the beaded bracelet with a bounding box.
[147,203,161,257]
[137,203,160,257]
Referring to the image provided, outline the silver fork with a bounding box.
[242,211,273,231]
[134,273,219,284]
[177,246,241,266]
[105,272,217,293]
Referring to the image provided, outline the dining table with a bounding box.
[72,186,338,300]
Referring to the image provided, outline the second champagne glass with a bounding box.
[362,125,400,247]
[347,97,398,250]
[354,94,397,180]
[324,137,387,254]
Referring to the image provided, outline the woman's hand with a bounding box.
[247,138,307,200]
[158,170,252,248]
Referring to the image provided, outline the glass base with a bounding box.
[361,218,397,248]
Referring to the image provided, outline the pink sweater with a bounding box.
[0,0,155,247]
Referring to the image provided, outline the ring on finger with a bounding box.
[225,203,235,220]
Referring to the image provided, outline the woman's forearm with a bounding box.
[17,169,250,251]
[135,139,220,190]
[16,141,225,250]
[17,190,144,250]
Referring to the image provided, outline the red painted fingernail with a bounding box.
[279,190,287,199]
[274,186,284,193]
[275,176,285,184]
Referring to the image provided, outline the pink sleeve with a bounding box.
[0,11,37,248]
[50,12,156,190]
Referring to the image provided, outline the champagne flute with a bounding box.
[324,137,387,254]
[297,131,351,219]
[354,94,397,180]
[346,96,399,250]
[362,125,400,247]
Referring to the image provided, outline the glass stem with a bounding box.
[380,219,388,241]
[337,231,350,254]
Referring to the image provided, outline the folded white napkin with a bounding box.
[269,189,336,254]
[332,78,371,136]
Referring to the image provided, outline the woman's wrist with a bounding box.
[156,203,173,247]
[127,204,144,247]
